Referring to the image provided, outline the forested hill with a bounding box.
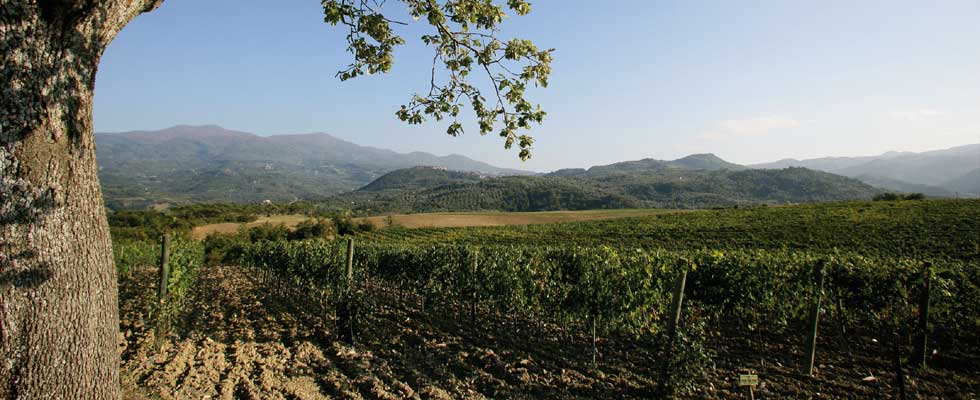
[545,153,745,178]
[358,167,485,192]
[327,160,881,214]
[95,125,529,209]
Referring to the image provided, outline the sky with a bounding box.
[94,0,980,172]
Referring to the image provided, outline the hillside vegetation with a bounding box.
[96,125,527,209]
[333,162,880,214]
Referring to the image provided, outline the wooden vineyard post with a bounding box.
[659,267,689,398]
[337,238,356,345]
[346,238,354,284]
[912,262,932,368]
[155,234,172,346]
[835,287,849,351]
[470,249,478,328]
[591,314,598,367]
[894,328,908,400]
[667,269,688,341]
[805,260,825,376]
[589,260,602,368]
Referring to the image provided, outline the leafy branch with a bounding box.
[321,0,553,160]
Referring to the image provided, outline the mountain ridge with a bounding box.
[95,125,531,209]
[749,143,980,196]
[98,125,972,210]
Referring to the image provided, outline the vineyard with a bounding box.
[356,199,980,260]
[115,199,980,399]
[238,240,980,338]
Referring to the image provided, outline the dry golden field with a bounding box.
[191,209,680,239]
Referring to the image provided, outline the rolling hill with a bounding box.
[358,167,485,192]
[324,158,881,214]
[96,125,529,208]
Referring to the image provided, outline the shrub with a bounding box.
[246,223,289,242]
[357,220,376,232]
[333,214,357,236]
[874,192,926,201]
[290,218,334,240]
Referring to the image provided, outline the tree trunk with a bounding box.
[1,1,162,398]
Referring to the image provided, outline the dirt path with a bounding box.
[119,266,979,399]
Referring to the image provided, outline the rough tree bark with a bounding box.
[1,1,162,398]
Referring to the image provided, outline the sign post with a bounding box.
[738,374,759,400]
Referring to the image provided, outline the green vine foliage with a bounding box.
[118,235,980,349]
[114,238,206,330]
[321,0,553,160]
[113,239,158,278]
[165,238,205,306]
[654,316,716,397]
[236,240,980,339]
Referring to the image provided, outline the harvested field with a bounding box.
[191,209,681,239]
[358,209,682,229]
[191,214,310,239]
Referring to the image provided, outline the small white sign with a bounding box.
[739,374,759,387]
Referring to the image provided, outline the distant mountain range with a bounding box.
[96,124,977,211]
[751,144,980,197]
[96,125,528,208]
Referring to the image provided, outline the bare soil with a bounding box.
[119,266,979,399]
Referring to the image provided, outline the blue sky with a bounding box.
[95,0,980,172]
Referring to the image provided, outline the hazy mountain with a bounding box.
[749,144,980,196]
[946,168,980,195]
[852,175,953,198]
[96,125,529,208]
[327,156,880,214]
[837,144,980,185]
[754,151,913,171]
